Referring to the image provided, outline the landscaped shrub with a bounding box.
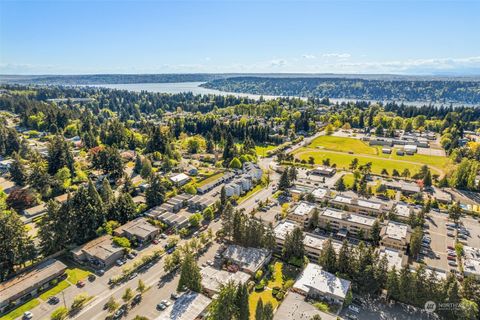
[275,291,285,300]
[272,286,281,296]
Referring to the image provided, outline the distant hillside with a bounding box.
[201,76,480,104]
[0,74,224,85]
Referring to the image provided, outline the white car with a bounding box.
[23,312,33,319]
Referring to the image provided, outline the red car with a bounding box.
[447,245,455,250]
[152,239,159,244]
[77,280,85,287]
[447,256,456,261]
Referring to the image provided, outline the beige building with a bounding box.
[330,194,387,216]
[71,235,124,269]
[113,217,159,244]
[380,221,411,251]
[287,201,317,228]
[318,208,377,239]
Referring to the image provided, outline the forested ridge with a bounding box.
[202,76,480,104]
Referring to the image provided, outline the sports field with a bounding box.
[295,135,452,177]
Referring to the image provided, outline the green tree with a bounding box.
[122,287,134,304]
[448,201,462,224]
[255,298,264,320]
[208,281,237,320]
[137,279,146,293]
[335,176,346,191]
[146,175,167,208]
[371,220,381,244]
[279,170,290,191]
[423,169,432,187]
[9,152,27,186]
[235,283,249,320]
[178,253,202,292]
[319,238,337,273]
[50,306,68,320]
[229,157,242,169]
[283,226,305,262]
[105,296,119,313]
[263,302,274,320]
[140,158,153,179]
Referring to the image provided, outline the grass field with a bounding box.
[254,145,276,157]
[196,172,224,187]
[0,299,40,320]
[308,135,377,155]
[39,280,71,301]
[342,173,355,188]
[248,290,279,319]
[66,268,91,284]
[295,135,451,177]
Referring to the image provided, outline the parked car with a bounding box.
[448,261,457,267]
[346,314,359,320]
[77,280,85,287]
[171,293,180,300]
[127,253,135,259]
[23,312,33,319]
[152,239,159,244]
[160,233,167,239]
[447,256,456,261]
[96,269,105,276]
[157,302,167,310]
[161,300,171,307]
[88,274,96,282]
[129,272,138,280]
[132,294,142,305]
[116,259,125,266]
[447,232,455,237]
[447,245,455,250]
[113,307,125,319]
[48,296,60,304]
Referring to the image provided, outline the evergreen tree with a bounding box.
[134,155,143,174]
[47,135,75,176]
[208,281,237,320]
[255,298,264,320]
[146,175,167,208]
[335,176,346,191]
[263,302,274,320]
[140,158,153,179]
[9,152,27,186]
[319,238,337,273]
[178,253,202,292]
[112,192,136,224]
[337,239,351,276]
[278,170,290,191]
[100,178,114,206]
[37,200,69,255]
[371,220,381,244]
[283,227,304,261]
[386,266,399,300]
[0,208,36,280]
[423,169,432,187]
[235,283,249,320]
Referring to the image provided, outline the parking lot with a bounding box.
[419,212,454,273]
[460,216,480,248]
[340,296,439,320]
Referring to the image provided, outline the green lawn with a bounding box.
[66,268,91,284]
[308,136,377,155]
[254,145,276,157]
[342,173,355,188]
[196,172,224,187]
[248,290,279,320]
[294,148,447,176]
[373,146,451,171]
[39,280,71,301]
[0,299,40,320]
[237,183,265,204]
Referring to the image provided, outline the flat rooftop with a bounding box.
[383,221,410,241]
[273,292,327,320]
[463,246,480,277]
[292,202,316,217]
[293,263,351,300]
[0,259,67,303]
[200,266,251,294]
[114,217,158,238]
[394,203,412,218]
[74,235,123,261]
[222,245,271,273]
[311,187,329,199]
[274,220,298,240]
[333,195,353,205]
[378,247,406,271]
[321,208,376,227]
[303,234,343,253]
[154,291,212,320]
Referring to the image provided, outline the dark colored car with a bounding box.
[48,296,60,304]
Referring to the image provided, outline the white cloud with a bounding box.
[270,59,287,67]
[302,54,316,59]
[322,53,351,59]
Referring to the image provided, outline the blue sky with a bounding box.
[1,0,479,75]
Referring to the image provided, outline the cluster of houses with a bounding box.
[364,131,434,155]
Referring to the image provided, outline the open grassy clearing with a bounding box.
[196,171,224,187]
[248,290,279,319]
[294,148,429,176]
[308,135,377,155]
[373,146,452,170]
[66,268,91,284]
[254,144,276,157]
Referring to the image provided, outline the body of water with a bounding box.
[90,82,473,107]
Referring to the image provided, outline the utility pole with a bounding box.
[61,291,66,308]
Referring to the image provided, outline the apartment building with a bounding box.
[380,221,411,251]
[318,208,377,239]
[330,194,387,216]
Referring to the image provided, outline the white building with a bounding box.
[293,263,351,305]
[169,173,191,186]
[463,246,480,280]
[288,201,317,227]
